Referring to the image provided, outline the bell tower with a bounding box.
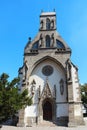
[38,11,57,48]
[40,11,56,31]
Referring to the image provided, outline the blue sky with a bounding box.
[0,0,87,84]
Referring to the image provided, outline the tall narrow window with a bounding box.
[60,79,64,95]
[46,18,50,30]
[46,35,50,47]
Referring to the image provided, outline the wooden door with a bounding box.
[43,101,52,120]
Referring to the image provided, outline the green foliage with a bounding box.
[80,83,87,104]
[0,73,32,122]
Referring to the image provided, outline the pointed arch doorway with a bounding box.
[38,82,56,124]
[43,100,52,121]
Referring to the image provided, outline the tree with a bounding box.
[80,83,87,104]
[0,73,32,122]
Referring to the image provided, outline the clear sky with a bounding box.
[0,0,87,84]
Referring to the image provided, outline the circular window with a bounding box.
[42,65,53,76]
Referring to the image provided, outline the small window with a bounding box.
[56,40,65,49]
[60,79,64,95]
[32,41,39,49]
[46,35,50,47]
[46,18,50,30]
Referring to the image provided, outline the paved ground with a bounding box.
[0,125,87,130]
[1,118,87,130]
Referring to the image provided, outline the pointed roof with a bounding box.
[40,81,53,101]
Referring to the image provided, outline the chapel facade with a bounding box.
[17,11,84,127]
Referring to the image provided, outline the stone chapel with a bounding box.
[18,11,84,127]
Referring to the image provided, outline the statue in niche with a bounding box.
[51,33,54,47]
[39,34,43,47]
[51,20,54,28]
[40,20,43,29]
[31,79,36,96]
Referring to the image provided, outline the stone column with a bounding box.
[38,100,43,124]
[52,99,56,123]
[67,70,84,126]
[17,109,25,127]
[67,81,76,127]
[17,80,26,127]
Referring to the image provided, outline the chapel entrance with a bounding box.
[43,100,52,120]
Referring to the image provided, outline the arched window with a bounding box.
[46,18,50,30]
[46,35,50,47]
[56,40,65,49]
[32,41,39,49]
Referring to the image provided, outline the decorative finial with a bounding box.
[41,9,43,13]
[53,9,55,12]
[28,37,31,43]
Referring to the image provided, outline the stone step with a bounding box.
[38,120,56,127]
